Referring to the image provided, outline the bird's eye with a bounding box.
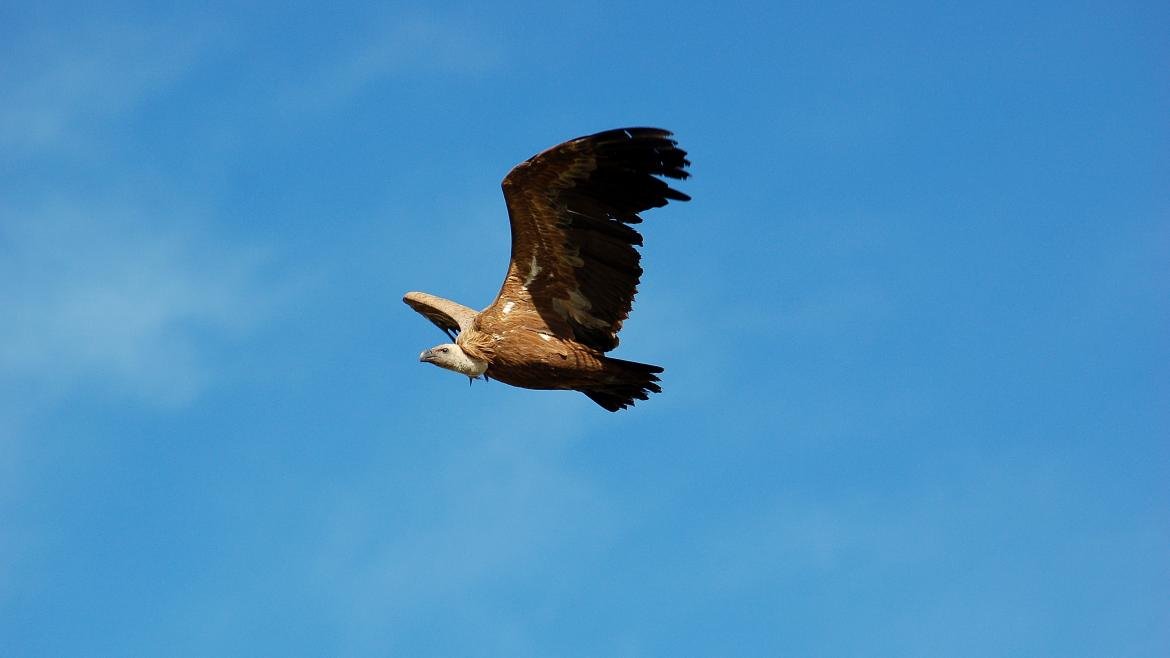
[439,347,449,353]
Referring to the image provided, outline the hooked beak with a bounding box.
[419,349,433,363]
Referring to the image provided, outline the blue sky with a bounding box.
[2,1,1167,656]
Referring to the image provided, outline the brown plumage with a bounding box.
[404,127,690,411]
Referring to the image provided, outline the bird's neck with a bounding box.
[450,346,489,378]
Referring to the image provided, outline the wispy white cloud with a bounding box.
[0,14,281,409]
[302,400,613,654]
[0,200,280,607]
[701,491,940,591]
[0,203,273,407]
[0,18,219,153]
[685,453,1170,655]
[0,17,280,602]
[282,13,504,112]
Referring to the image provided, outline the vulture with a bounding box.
[404,127,690,411]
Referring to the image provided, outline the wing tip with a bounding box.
[402,291,427,306]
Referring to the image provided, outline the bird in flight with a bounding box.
[404,127,690,411]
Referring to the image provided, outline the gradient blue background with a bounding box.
[2,2,1167,656]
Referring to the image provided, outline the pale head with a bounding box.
[418,343,488,378]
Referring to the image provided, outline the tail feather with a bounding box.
[580,357,663,412]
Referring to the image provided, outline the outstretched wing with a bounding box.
[403,291,479,340]
[484,127,690,352]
